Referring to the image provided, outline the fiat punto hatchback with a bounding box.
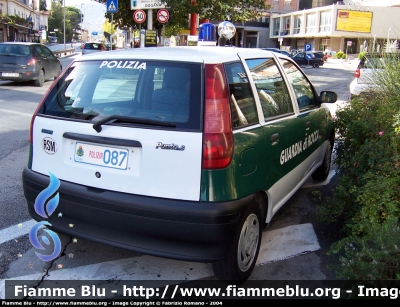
[23,46,337,282]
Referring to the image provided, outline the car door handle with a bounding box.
[270,133,279,143]
[305,121,311,129]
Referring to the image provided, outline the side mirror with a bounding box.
[320,91,337,103]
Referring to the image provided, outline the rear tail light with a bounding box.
[100,45,105,50]
[355,68,360,78]
[82,45,85,49]
[27,58,36,66]
[202,63,234,169]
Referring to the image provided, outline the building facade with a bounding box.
[0,0,49,42]
[270,2,400,54]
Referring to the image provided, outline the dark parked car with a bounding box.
[261,48,291,57]
[0,42,62,87]
[105,43,117,51]
[312,51,328,62]
[291,52,324,68]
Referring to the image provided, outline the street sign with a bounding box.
[304,43,312,51]
[145,29,157,47]
[133,10,146,23]
[305,53,313,60]
[106,0,118,13]
[131,0,166,10]
[157,9,169,23]
[347,41,352,46]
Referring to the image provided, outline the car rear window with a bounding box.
[359,54,400,69]
[38,60,203,130]
[0,44,31,56]
[85,43,103,50]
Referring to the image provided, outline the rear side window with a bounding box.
[40,45,55,58]
[38,60,203,130]
[245,58,294,119]
[279,59,317,110]
[33,45,45,57]
[224,62,258,128]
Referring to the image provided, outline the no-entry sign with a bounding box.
[133,10,146,23]
[157,9,169,23]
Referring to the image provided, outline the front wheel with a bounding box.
[212,201,262,282]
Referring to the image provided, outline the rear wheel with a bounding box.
[212,200,262,282]
[312,140,332,181]
[313,62,320,68]
[54,66,62,80]
[35,70,45,87]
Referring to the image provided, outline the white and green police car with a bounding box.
[22,31,337,282]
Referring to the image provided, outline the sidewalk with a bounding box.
[323,57,360,71]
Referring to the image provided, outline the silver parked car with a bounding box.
[81,42,106,55]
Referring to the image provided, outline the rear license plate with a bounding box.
[74,142,129,170]
[2,72,19,77]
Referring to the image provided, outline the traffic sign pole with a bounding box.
[111,13,113,43]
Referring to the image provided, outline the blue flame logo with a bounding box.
[29,172,62,261]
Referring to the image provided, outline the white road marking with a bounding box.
[0,219,36,245]
[0,223,319,298]
[0,109,34,117]
[257,223,320,265]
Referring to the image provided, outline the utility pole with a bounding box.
[111,13,113,43]
[190,0,198,35]
[63,0,66,50]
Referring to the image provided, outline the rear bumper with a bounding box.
[349,79,373,96]
[22,167,253,262]
[0,70,39,81]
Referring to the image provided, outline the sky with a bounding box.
[349,0,400,6]
[46,0,107,32]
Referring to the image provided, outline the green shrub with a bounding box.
[316,55,400,279]
[334,51,346,59]
[358,51,367,60]
[327,217,400,280]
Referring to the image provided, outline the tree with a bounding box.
[39,0,48,11]
[96,0,270,35]
[48,0,64,41]
[48,1,81,43]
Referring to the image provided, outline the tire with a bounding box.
[35,70,45,87]
[54,66,62,80]
[312,140,332,181]
[313,62,320,68]
[212,200,262,282]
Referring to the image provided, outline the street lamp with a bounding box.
[63,0,66,50]
[373,34,376,52]
[78,3,96,41]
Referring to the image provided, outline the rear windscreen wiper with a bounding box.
[93,115,176,132]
